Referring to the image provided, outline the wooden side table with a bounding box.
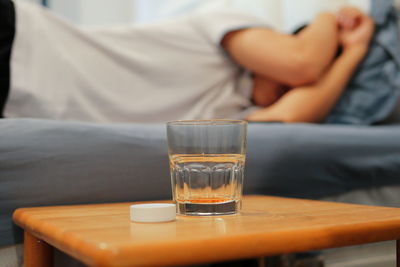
[13,195,400,267]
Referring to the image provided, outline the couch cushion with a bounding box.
[1,119,400,246]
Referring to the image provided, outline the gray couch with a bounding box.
[1,117,400,266]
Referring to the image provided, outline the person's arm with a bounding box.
[246,9,375,123]
[222,12,339,87]
[246,45,368,123]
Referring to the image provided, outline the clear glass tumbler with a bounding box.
[167,120,247,216]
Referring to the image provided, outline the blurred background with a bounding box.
[20,0,400,28]
[19,0,286,26]
[20,0,396,34]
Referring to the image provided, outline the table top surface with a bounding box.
[13,195,400,267]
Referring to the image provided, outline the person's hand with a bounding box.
[337,7,364,30]
[337,7,375,49]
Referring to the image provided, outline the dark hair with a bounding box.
[293,24,343,57]
[293,25,307,35]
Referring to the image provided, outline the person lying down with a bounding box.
[0,0,374,124]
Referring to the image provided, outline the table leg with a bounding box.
[397,240,399,267]
[257,257,266,267]
[24,231,53,267]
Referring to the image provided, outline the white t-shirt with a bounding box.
[5,1,267,123]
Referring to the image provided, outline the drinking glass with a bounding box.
[167,120,247,216]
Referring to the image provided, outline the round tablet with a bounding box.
[130,203,176,223]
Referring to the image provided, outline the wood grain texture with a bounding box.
[13,195,400,267]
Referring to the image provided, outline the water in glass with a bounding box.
[170,153,245,216]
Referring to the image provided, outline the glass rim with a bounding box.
[167,119,247,126]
